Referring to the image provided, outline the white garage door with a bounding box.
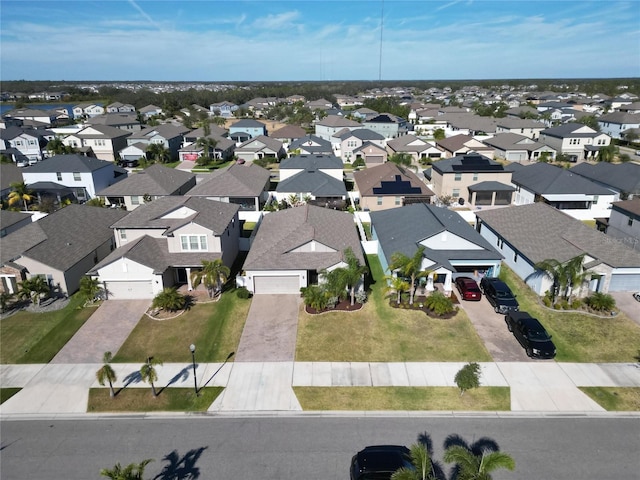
[253,275,300,294]
[367,155,384,164]
[106,280,154,299]
[608,274,640,292]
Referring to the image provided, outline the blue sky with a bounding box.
[1,0,639,81]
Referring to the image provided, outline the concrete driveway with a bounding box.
[610,291,640,326]
[453,289,531,362]
[50,300,150,363]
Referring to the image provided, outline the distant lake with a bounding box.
[1,103,76,116]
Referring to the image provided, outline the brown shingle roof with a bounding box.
[353,163,434,197]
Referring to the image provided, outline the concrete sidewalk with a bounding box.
[2,361,640,417]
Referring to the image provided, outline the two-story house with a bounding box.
[538,123,611,162]
[597,112,640,140]
[125,124,190,161]
[89,196,240,299]
[106,102,136,113]
[0,126,51,163]
[72,103,105,119]
[209,101,239,118]
[333,128,386,162]
[86,113,142,132]
[362,113,409,139]
[314,115,361,142]
[495,118,547,140]
[228,119,267,140]
[598,199,640,251]
[276,154,346,207]
[63,125,132,162]
[288,135,333,156]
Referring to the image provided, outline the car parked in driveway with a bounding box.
[480,276,519,313]
[455,276,482,301]
[350,445,411,480]
[505,311,556,359]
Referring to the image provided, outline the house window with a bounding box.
[395,196,401,206]
[454,173,462,181]
[56,172,62,181]
[120,230,127,240]
[73,172,81,181]
[377,196,383,205]
[629,217,634,227]
[473,173,478,181]
[180,234,208,251]
[452,189,460,198]
[514,252,518,262]
[131,196,140,205]
[28,140,36,145]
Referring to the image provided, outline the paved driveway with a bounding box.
[50,300,150,363]
[610,291,640,326]
[454,289,530,362]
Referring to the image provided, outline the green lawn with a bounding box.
[87,387,222,412]
[296,255,492,362]
[0,388,21,404]
[499,266,640,362]
[0,295,94,364]
[294,386,510,411]
[113,291,250,363]
[579,387,640,411]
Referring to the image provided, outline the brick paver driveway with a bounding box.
[51,300,150,363]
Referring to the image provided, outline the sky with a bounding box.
[1,0,639,82]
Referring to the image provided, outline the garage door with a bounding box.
[105,280,154,299]
[608,274,640,292]
[253,275,300,294]
[367,155,384,164]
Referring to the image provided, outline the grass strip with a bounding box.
[87,387,222,412]
[0,388,21,404]
[579,387,640,411]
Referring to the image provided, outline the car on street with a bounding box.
[505,311,556,359]
[454,276,482,301]
[350,445,411,480]
[480,276,519,313]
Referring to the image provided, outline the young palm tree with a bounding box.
[443,445,515,480]
[385,275,410,305]
[17,276,50,306]
[7,181,35,211]
[151,288,186,312]
[86,197,105,207]
[79,276,102,304]
[96,351,117,398]
[300,284,329,311]
[146,143,171,164]
[100,459,153,479]
[140,357,163,397]
[190,259,230,298]
[535,254,587,302]
[389,245,430,305]
[339,247,368,306]
[391,443,435,480]
[196,136,218,160]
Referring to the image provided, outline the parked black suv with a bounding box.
[480,277,519,313]
[505,311,556,359]
[350,445,411,480]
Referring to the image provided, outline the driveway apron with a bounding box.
[50,300,150,364]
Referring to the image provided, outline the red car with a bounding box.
[455,276,482,301]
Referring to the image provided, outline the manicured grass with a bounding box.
[296,255,492,362]
[579,387,640,411]
[0,295,94,364]
[87,387,222,412]
[499,266,640,362]
[0,388,21,404]
[113,291,250,363]
[294,386,510,411]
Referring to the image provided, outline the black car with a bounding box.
[118,158,139,168]
[480,277,519,313]
[505,311,556,359]
[350,445,411,480]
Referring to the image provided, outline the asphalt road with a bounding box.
[1,415,639,479]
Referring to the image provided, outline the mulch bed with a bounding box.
[305,299,364,315]
[388,295,458,320]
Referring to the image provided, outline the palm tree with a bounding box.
[17,276,50,306]
[146,142,171,164]
[196,136,218,161]
[79,276,102,304]
[385,275,410,305]
[100,459,153,479]
[389,245,430,305]
[190,259,230,298]
[391,443,435,480]
[46,137,76,155]
[8,182,35,211]
[140,357,163,397]
[535,254,588,302]
[96,351,117,398]
[443,445,515,480]
[300,284,329,311]
[86,197,105,207]
[151,288,186,312]
[338,247,368,306]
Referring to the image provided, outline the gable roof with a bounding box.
[288,135,333,154]
[22,154,113,173]
[270,125,307,139]
[243,204,363,271]
[334,128,385,141]
[111,195,239,235]
[482,132,549,152]
[0,204,127,270]
[435,134,474,153]
[183,125,228,139]
[129,124,190,141]
[0,210,32,231]
[280,154,343,170]
[541,122,600,139]
[74,124,132,139]
[371,203,502,270]
[511,163,612,195]
[236,134,283,152]
[476,202,640,267]
[186,162,270,197]
[353,162,434,197]
[276,170,347,196]
[611,198,640,217]
[97,164,195,196]
[431,153,507,175]
[0,163,23,191]
[316,115,360,128]
[230,119,266,129]
[569,162,640,195]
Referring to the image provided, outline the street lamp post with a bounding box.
[189,343,198,396]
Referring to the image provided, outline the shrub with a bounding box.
[570,299,583,310]
[355,290,368,304]
[454,362,481,396]
[236,287,251,299]
[424,291,455,316]
[556,299,569,310]
[586,292,616,312]
[542,296,552,307]
[152,288,186,312]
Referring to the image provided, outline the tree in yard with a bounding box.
[196,136,218,161]
[423,291,455,316]
[46,137,76,155]
[85,197,106,207]
[389,245,430,305]
[146,143,171,164]
[140,356,163,397]
[576,115,600,131]
[388,152,413,167]
[96,351,117,398]
[597,143,617,163]
[585,292,616,312]
[190,259,230,298]
[151,287,186,312]
[100,458,153,480]
[337,247,368,306]
[8,181,35,211]
[300,284,329,311]
[79,276,102,304]
[454,362,481,396]
[535,254,588,303]
[391,443,435,480]
[385,275,410,305]
[443,444,515,480]
[432,128,445,141]
[17,276,50,306]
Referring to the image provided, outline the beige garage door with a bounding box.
[106,280,154,299]
[253,275,300,294]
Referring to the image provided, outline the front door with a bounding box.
[176,268,187,284]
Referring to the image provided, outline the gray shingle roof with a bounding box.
[243,204,363,271]
[316,115,360,128]
[76,124,132,139]
[280,154,343,170]
[431,153,506,174]
[482,132,548,152]
[569,162,640,195]
[288,135,333,154]
[541,123,599,139]
[0,163,23,191]
[276,170,347,196]
[371,203,502,271]
[468,181,515,192]
[22,154,112,173]
[512,163,613,195]
[230,119,266,129]
[476,202,640,267]
[0,210,32,231]
[187,162,270,197]
[334,128,384,141]
[0,204,127,270]
[97,164,195,196]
